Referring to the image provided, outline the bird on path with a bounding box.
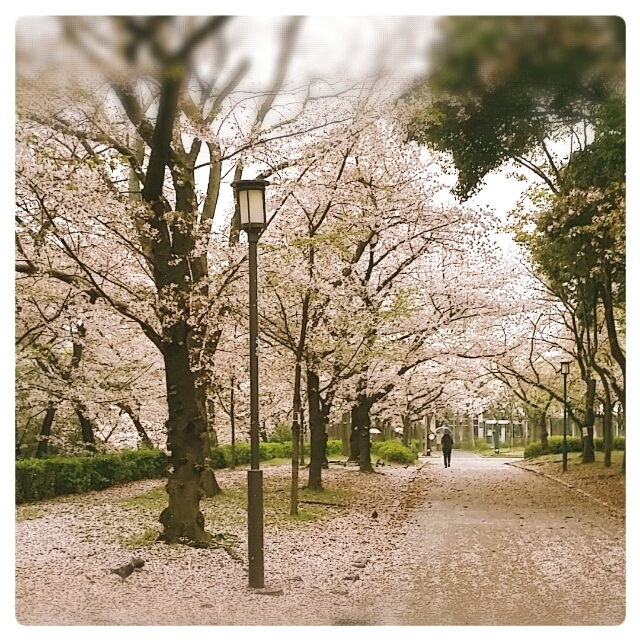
[111,558,145,580]
[371,510,378,519]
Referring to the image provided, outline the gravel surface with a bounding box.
[15,452,625,626]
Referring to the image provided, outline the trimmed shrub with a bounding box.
[594,437,625,451]
[547,436,583,454]
[614,436,626,451]
[326,439,342,456]
[474,440,489,451]
[524,442,543,459]
[522,435,625,458]
[211,439,327,468]
[269,422,293,443]
[375,441,417,465]
[16,448,167,504]
[207,446,227,470]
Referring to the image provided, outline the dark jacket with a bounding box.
[441,433,453,451]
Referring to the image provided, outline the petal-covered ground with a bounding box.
[15,452,624,626]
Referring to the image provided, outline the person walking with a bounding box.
[441,430,453,468]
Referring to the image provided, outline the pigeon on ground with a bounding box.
[112,558,145,580]
[371,510,378,519]
[111,562,135,580]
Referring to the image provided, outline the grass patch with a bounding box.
[259,457,292,467]
[476,447,525,458]
[120,526,161,549]
[521,450,624,474]
[118,485,167,513]
[15,504,50,522]
[288,509,320,521]
[516,450,625,511]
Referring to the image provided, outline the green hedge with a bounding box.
[209,439,343,468]
[524,435,625,459]
[595,436,625,451]
[374,441,417,465]
[16,438,348,503]
[16,449,168,504]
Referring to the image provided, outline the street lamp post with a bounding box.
[426,415,432,456]
[232,178,269,589]
[561,360,571,473]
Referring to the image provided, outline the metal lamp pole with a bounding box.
[232,179,269,589]
[561,360,571,473]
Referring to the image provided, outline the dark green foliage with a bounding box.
[375,441,417,465]
[547,436,589,454]
[524,442,543,459]
[613,436,626,451]
[16,439,348,504]
[595,437,625,452]
[16,449,168,503]
[268,422,293,443]
[208,439,341,468]
[207,446,227,470]
[524,436,625,458]
[405,16,625,200]
[326,439,342,455]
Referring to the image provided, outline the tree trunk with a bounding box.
[402,413,410,448]
[530,414,537,445]
[307,368,325,491]
[594,365,614,467]
[158,334,218,547]
[352,398,374,473]
[290,362,302,515]
[600,271,626,383]
[36,402,56,458]
[341,412,351,457]
[299,408,306,466]
[603,405,613,467]
[539,413,549,454]
[117,402,153,449]
[581,377,596,463]
[74,405,96,452]
[348,411,360,462]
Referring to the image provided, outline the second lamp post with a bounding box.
[232,178,269,589]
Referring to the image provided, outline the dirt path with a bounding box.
[358,450,625,625]
[15,452,625,626]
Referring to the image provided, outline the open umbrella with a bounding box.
[369,428,382,434]
[393,427,403,434]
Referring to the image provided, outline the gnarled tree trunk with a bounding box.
[540,415,549,455]
[74,404,96,452]
[307,368,327,491]
[581,377,596,463]
[351,398,375,473]
[36,401,56,458]
[158,333,217,546]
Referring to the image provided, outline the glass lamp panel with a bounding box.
[238,189,250,227]
[248,189,265,225]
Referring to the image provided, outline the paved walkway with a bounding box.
[15,452,625,626]
[361,450,625,625]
